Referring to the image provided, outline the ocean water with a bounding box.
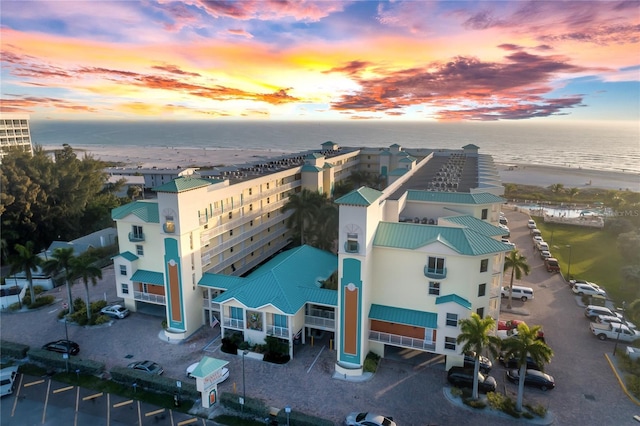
[30,120,640,173]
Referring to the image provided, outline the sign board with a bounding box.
[176,380,182,388]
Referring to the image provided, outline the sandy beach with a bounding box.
[44,144,640,192]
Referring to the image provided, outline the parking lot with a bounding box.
[2,208,640,425]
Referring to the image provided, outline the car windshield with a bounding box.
[355,413,367,422]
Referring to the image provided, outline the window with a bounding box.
[120,265,127,276]
[445,337,456,350]
[121,283,129,294]
[136,245,143,256]
[230,307,243,320]
[428,281,440,295]
[267,197,270,204]
[228,212,233,220]
[266,183,270,189]
[249,204,253,211]
[230,229,233,236]
[427,256,445,274]
[250,220,253,226]
[480,259,489,272]
[249,188,252,195]
[346,233,359,253]
[273,314,287,328]
[478,283,486,297]
[230,247,234,253]
[481,208,488,220]
[446,313,458,327]
[476,307,485,318]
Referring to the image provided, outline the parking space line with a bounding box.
[137,400,142,426]
[24,379,45,387]
[53,385,74,394]
[307,345,325,373]
[10,373,24,417]
[113,399,133,408]
[145,408,165,417]
[107,393,110,426]
[177,418,198,426]
[82,392,104,401]
[42,379,51,424]
[74,386,80,426]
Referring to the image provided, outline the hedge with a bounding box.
[273,408,334,426]
[27,348,105,376]
[0,340,29,360]
[110,366,198,398]
[220,391,269,417]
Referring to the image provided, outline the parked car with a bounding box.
[584,305,622,321]
[100,304,130,319]
[506,369,555,391]
[127,360,164,375]
[531,228,542,237]
[42,340,80,355]
[498,352,543,371]
[497,327,545,342]
[572,283,607,297]
[497,319,525,330]
[463,351,493,374]
[345,412,396,426]
[527,219,537,229]
[536,242,549,252]
[499,216,508,225]
[501,239,516,249]
[0,366,18,397]
[540,250,552,260]
[447,367,497,393]
[498,224,510,238]
[186,363,230,383]
[501,285,534,301]
[544,258,560,273]
[595,315,637,330]
[532,236,544,246]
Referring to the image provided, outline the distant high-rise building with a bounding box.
[0,114,34,162]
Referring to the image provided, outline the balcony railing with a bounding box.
[369,330,436,351]
[305,315,335,330]
[266,325,289,337]
[133,291,165,305]
[424,266,447,280]
[128,232,145,242]
[223,318,244,330]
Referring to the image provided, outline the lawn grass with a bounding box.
[534,219,628,304]
[213,414,271,426]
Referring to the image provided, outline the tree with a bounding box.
[504,249,531,310]
[549,183,564,194]
[568,187,580,201]
[9,241,42,305]
[456,313,502,400]
[500,323,553,411]
[42,247,76,314]
[70,254,102,321]
[282,189,322,246]
[311,203,338,252]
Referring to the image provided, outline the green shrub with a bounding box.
[28,295,55,309]
[73,297,85,312]
[58,309,69,319]
[94,314,111,325]
[524,403,548,417]
[238,341,250,350]
[27,348,105,376]
[363,352,381,373]
[450,387,463,398]
[522,412,534,419]
[0,340,29,359]
[274,408,334,426]
[626,374,640,398]
[109,366,198,398]
[463,398,487,409]
[220,391,269,417]
[90,300,108,311]
[486,392,520,418]
[70,309,89,326]
[161,319,167,330]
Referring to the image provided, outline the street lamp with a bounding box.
[566,244,572,279]
[285,405,291,426]
[63,316,70,373]
[241,350,248,412]
[614,301,627,356]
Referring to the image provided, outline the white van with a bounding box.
[501,285,535,301]
[0,366,18,397]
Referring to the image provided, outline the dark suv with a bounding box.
[498,352,542,371]
[463,351,493,374]
[447,367,497,393]
[42,340,80,355]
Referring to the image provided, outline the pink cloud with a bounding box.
[182,0,347,22]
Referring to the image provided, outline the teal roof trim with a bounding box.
[306,153,324,159]
[436,294,472,310]
[114,251,139,262]
[463,144,480,149]
[369,304,437,328]
[321,141,335,146]
[335,186,383,206]
[211,245,337,314]
[199,274,246,290]
[406,190,505,205]
[388,168,408,176]
[440,215,506,237]
[301,164,323,172]
[111,201,159,223]
[373,222,510,255]
[130,269,164,285]
[153,177,219,193]
[189,357,229,379]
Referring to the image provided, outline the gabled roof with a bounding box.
[305,153,324,159]
[111,201,159,223]
[335,186,383,206]
[113,251,139,262]
[463,144,480,149]
[189,357,228,379]
[205,245,338,314]
[406,190,505,205]
[440,215,506,237]
[301,164,323,172]
[153,177,219,193]
[369,304,437,328]
[436,294,472,310]
[373,222,510,255]
[388,168,408,176]
[130,269,164,285]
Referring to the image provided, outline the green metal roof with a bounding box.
[189,357,229,379]
[305,153,324,159]
[334,186,384,206]
[406,190,505,205]
[321,141,335,146]
[111,201,159,223]
[435,294,472,310]
[153,176,219,193]
[388,168,408,176]
[463,144,480,149]
[369,304,437,328]
[301,164,323,172]
[208,245,338,314]
[399,156,415,162]
[113,251,139,262]
[373,222,510,255]
[440,215,506,237]
[130,269,164,285]
[380,150,391,156]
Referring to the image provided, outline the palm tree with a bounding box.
[504,249,531,310]
[549,183,564,194]
[282,189,322,246]
[568,187,579,201]
[500,323,553,411]
[70,254,102,321]
[312,203,339,252]
[9,241,42,306]
[42,247,76,314]
[456,313,502,400]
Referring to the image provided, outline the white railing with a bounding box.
[266,325,289,337]
[133,291,165,305]
[223,318,244,330]
[307,307,335,319]
[368,331,436,351]
[305,315,335,330]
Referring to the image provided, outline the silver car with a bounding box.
[101,304,130,319]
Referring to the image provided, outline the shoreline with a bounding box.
[42,144,640,193]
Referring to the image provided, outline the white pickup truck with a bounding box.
[590,322,640,342]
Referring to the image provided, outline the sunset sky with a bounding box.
[1,0,639,122]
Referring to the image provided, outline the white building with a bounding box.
[0,114,33,162]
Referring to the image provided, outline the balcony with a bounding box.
[128,232,145,242]
[133,291,165,305]
[424,266,447,280]
[369,330,436,351]
[223,317,244,330]
[305,308,336,330]
[266,325,289,337]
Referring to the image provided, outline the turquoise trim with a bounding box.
[435,294,472,310]
[340,258,362,365]
[164,238,185,331]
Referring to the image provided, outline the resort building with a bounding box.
[0,114,33,162]
[111,142,508,373]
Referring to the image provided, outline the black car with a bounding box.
[463,351,493,374]
[506,369,555,391]
[42,340,80,356]
[447,367,497,393]
[498,352,542,371]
